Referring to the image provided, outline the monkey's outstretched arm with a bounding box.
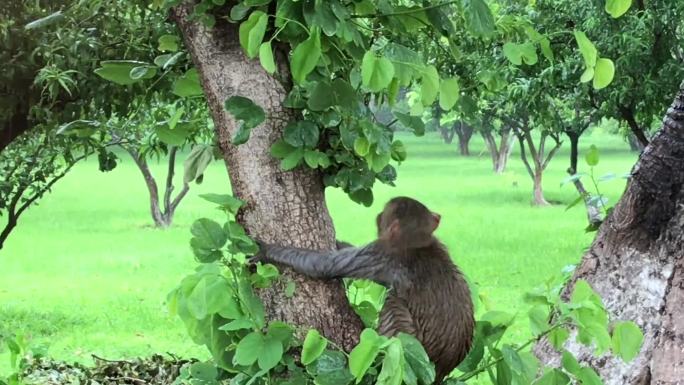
[258,242,398,286]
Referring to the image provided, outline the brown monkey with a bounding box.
[255,197,474,383]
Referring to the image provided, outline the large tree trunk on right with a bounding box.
[173,3,363,351]
[535,81,684,384]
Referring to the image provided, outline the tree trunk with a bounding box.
[619,105,650,147]
[455,122,473,156]
[125,147,167,228]
[627,132,646,152]
[566,132,602,226]
[482,129,512,174]
[172,4,363,351]
[532,170,549,206]
[0,216,17,250]
[536,81,684,384]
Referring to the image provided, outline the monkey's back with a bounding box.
[378,243,474,382]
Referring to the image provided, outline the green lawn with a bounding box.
[0,129,637,375]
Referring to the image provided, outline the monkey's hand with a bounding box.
[247,238,270,266]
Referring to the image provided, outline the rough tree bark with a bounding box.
[172,3,363,350]
[536,82,684,385]
[125,146,189,228]
[481,128,513,174]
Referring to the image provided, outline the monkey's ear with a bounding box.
[388,219,401,239]
[431,212,441,232]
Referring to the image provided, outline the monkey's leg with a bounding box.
[377,295,417,337]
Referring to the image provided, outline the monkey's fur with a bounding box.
[256,197,474,382]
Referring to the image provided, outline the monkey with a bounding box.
[254,197,474,383]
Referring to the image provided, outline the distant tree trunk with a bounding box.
[455,122,473,156]
[173,4,363,351]
[566,130,601,227]
[626,132,646,152]
[125,146,189,228]
[536,81,684,385]
[482,128,513,174]
[440,126,455,144]
[513,120,561,206]
[619,105,650,147]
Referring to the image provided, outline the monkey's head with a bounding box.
[376,197,441,249]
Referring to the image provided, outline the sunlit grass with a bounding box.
[0,128,637,374]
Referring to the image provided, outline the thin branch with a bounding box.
[163,146,178,212]
[514,128,535,180]
[14,153,88,219]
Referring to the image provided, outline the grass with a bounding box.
[0,128,637,375]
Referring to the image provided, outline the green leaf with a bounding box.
[503,42,538,66]
[95,60,149,85]
[258,336,283,370]
[56,120,100,137]
[462,0,495,38]
[154,52,183,69]
[331,78,358,110]
[354,137,370,156]
[439,77,460,110]
[184,144,214,183]
[188,362,218,381]
[129,66,157,80]
[548,327,570,350]
[173,68,204,97]
[307,81,335,111]
[576,367,604,385]
[574,30,598,68]
[291,29,321,84]
[593,58,615,90]
[259,42,276,74]
[270,139,297,158]
[605,0,632,18]
[199,194,244,214]
[224,96,266,144]
[191,218,227,250]
[390,140,407,162]
[301,329,328,365]
[283,120,319,147]
[528,305,549,336]
[349,329,383,381]
[611,321,643,362]
[397,333,435,385]
[377,339,404,385]
[158,34,179,52]
[420,66,439,106]
[540,37,554,62]
[219,318,254,331]
[284,280,296,298]
[585,145,599,167]
[395,112,425,135]
[306,350,354,385]
[502,345,525,375]
[361,51,395,92]
[534,368,570,385]
[234,332,264,366]
[561,350,581,376]
[25,11,64,30]
[239,11,268,58]
[281,148,304,170]
[230,3,251,21]
[155,124,191,146]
